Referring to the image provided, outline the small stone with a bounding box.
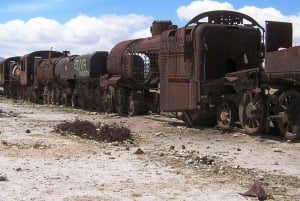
[182,145,186,150]
[187,159,194,164]
[158,152,164,157]
[111,142,119,146]
[155,132,163,137]
[125,146,130,151]
[169,145,175,150]
[134,148,145,155]
[0,175,8,181]
[258,175,264,181]
[26,129,31,133]
[273,161,279,165]
[273,148,282,153]
[237,148,241,151]
[15,167,22,171]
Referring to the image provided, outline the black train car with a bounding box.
[0,56,21,97]
[41,51,108,109]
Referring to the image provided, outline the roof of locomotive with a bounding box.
[0,56,21,65]
[20,50,64,61]
[185,10,264,31]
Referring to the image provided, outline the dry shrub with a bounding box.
[56,120,131,142]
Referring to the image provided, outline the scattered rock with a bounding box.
[187,159,194,164]
[26,129,31,133]
[195,155,214,165]
[155,132,163,137]
[0,174,8,181]
[237,148,241,151]
[158,152,164,157]
[273,161,279,165]
[14,167,22,171]
[273,148,282,153]
[169,145,175,150]
[239,180,267,200]
[134,148,145,155]
[181,145,185,150]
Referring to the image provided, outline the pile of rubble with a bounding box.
[55,120,132,142]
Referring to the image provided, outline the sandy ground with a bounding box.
[0,97,299,201]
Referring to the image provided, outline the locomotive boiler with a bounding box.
[101,20,173,115]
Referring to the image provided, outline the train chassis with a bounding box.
[215,88,300,140]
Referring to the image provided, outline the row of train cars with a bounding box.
[1,10,300,139]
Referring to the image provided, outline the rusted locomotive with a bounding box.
[19,50,65,102]
[160,10,265,127]
[1,10,300,139]
[41,51,108,110]
[160,10,300,139]
[100,21,172,115]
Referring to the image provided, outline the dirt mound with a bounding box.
[55,120,132,142]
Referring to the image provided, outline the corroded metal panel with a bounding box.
[160,81,197,111]
[265,46,300,73]
[266,21,292,52]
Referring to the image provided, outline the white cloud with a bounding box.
[176,0,300,46]
[177,0,234,21]
[0,14,153,57]
[1,0,300,58]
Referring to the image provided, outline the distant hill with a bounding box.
[0,57,4,61]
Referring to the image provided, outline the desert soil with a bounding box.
[0,96,299,201]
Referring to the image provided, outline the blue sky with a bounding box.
[0,0,299,57]
[0,0,299,25]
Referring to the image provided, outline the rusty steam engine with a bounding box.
[1,10,300,139]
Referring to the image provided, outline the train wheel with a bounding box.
[103,86,115,113]
[128,91,138,116]
[276,89,300,140]
[239,91,267,134]
[71,94,78,107]
[94,88,102,111]
[115,87,128,115]
[217,100,237,129]
[30,89,38,104]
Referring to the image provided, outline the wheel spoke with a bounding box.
[217,100,237,129]
[275,89,300,139]
[239,91,267,134]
